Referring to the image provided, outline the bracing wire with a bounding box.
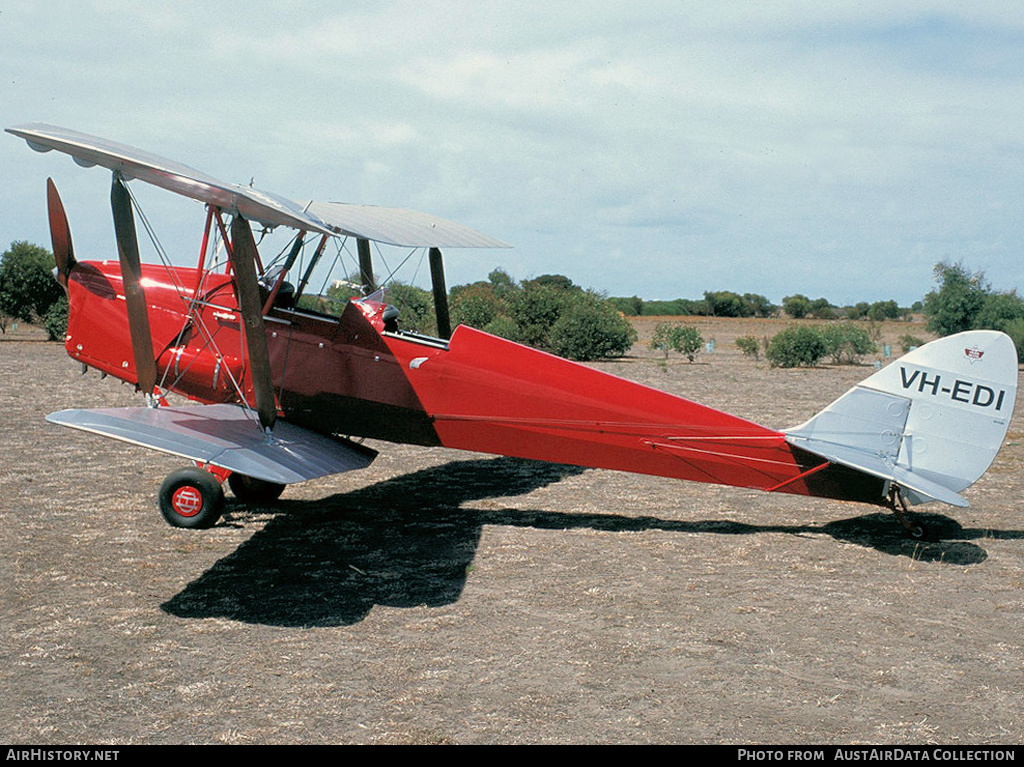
[122,185,256,414]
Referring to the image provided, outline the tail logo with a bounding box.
[964,346,985,363]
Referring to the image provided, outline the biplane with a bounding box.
[7,123,1019,539]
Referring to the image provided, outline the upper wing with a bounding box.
[6,123,331,234]
[308,201,511,248]
[8,123,511,248]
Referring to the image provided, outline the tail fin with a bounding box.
[785,330,1018,507]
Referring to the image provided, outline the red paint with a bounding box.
[64,259,886,506]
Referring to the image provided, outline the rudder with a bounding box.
[785,330,1018,507]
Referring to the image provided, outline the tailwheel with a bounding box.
[887,484,927,540]
[227,473,286,504]
[158,467,225,529]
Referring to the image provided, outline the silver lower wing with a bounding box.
[47,404,376,485]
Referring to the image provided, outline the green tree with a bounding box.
[0,241,63,325]
[385,282,435,335]
[448,270,636,361]
[608,295,644,316]
[527,273,575,291]
[867,299,900,322]
[651,323,675,359]
[487,268,516,298]
[704,290,752,318]
[742,293,776,318]
[846,302,870,320]
[1001,318,1024,361]
[808,297,835,320]
[923,261,988,336]
[323,273,363,313]
[782,294,812,319]
[451,282,503,329]
[974,290,1024,332]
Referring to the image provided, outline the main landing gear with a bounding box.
[159,467,225,529]
[887,484,928,540]
[157,466,286,529]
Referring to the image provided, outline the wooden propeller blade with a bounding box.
[110,175,158,397]
[229,214,277,433]
[46,178,76,289]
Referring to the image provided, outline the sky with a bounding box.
[2,1,1023,307]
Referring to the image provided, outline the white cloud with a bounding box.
[3,2,1024,303]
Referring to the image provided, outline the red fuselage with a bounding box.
[64,260,886,505]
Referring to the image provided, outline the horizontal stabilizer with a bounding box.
[47,404,377,485]
[786,437,968,507]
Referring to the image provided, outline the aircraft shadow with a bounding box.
[161,456,1024,627]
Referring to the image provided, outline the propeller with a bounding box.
[46,178,77,290]
[228,213,278,433]
[110,173,158,399]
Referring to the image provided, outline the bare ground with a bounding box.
[1,318,1022,745]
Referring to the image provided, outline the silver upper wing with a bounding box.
[308,201,511,248]
[7,122,331,234]
[8,122,511,248]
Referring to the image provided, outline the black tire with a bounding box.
[158,467,225,529]
[228,473,286,504]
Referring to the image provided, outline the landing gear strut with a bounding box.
[228,472,286,504]
[887,484,927,540]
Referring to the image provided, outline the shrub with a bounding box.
[766,326,828,368]
[550,298,637,361]
[735,335,760,360]
[651,323,703,362]
[42,295,69,342]
[819,323,877,365]
[506,282,566,350]
[898,333,924,353]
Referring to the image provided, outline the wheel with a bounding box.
[158,467,225,529]
[228,473,286,504]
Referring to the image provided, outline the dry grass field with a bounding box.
[1,317,1022,745]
